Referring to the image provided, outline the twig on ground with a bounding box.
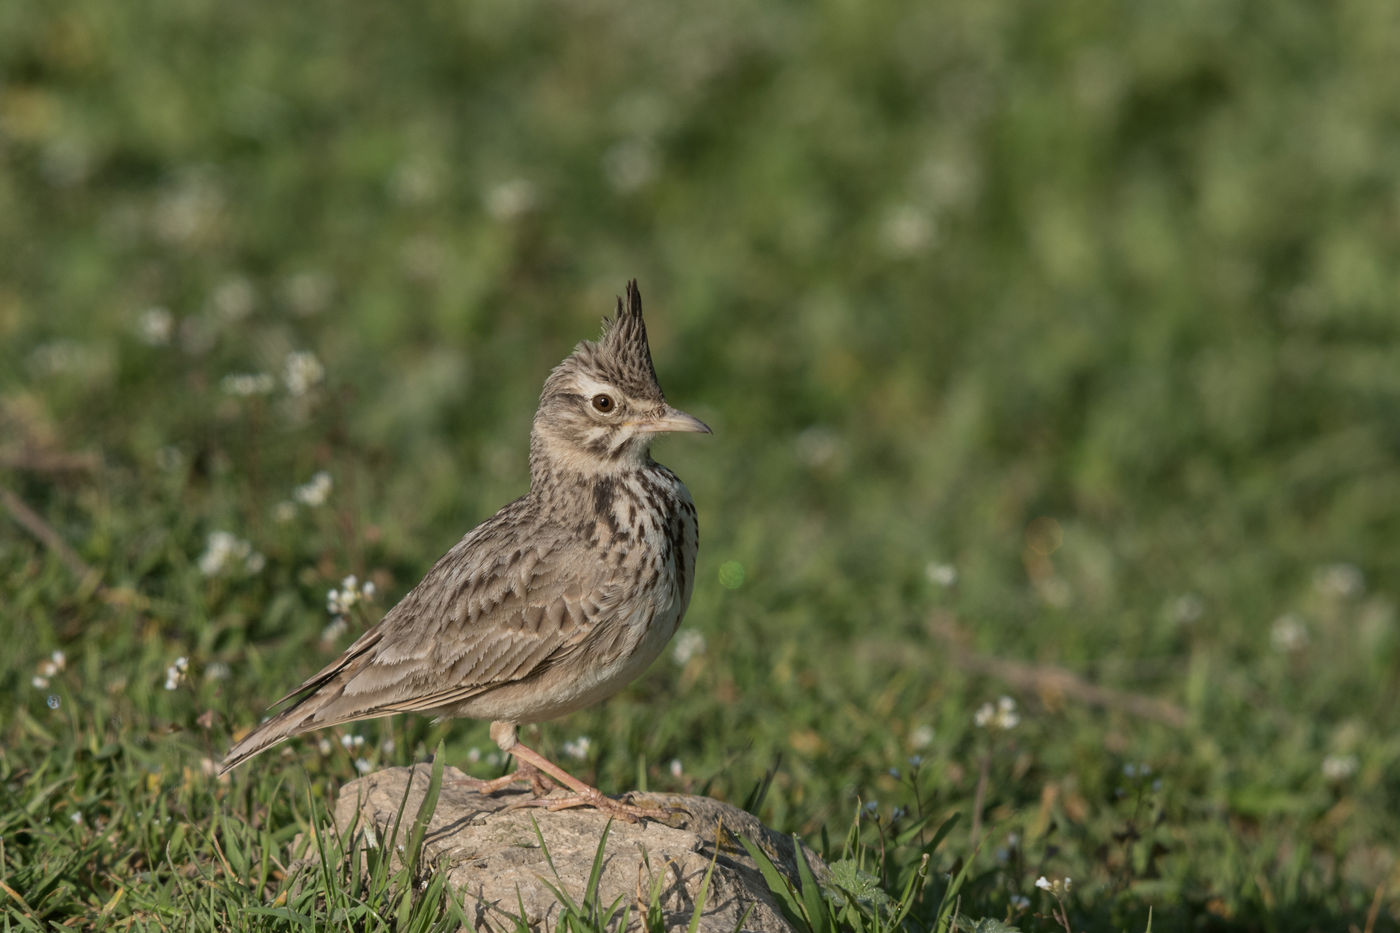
[0,484,102,592]
[928,613,1189,728]
[0,448,99,475]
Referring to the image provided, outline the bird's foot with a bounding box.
[452,761,558,797]
[496,740,668,823]
[506,788,668,824]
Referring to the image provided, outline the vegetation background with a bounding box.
[2,0,1398,929]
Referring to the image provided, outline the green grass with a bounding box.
[3,0,1399,928]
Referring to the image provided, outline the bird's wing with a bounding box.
[221,500,620,771]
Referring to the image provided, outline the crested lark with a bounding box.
[221,280,709,821]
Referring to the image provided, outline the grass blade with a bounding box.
[738,834,808,932]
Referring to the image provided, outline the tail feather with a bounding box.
[220,630,387,773]
[219,704,318,774]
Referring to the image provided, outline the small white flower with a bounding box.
[340,734,365,750]
[1315,563,1364,599]
[910,724,935,749]
[1171,593,1205,624]
[321,617,348,643]
[38,651,66,678]
[283,351,324,397]
[137,306,175,346]
[669,758,683,778]
[293,471,333,507]
[210,276,256,321]
[164,656,189,691]
[483,178,537,220]
[220,372,276,397]
[879,203,938,257]
[974,695,1020,731]
[1270,614,1309,653]
[925,562,958,587]
[32,675,50,690]
[354,757,372,774]
[1010,894,1030,910]
[671,629,706,665]
[466,747,481,764]
[561,736,591,760]
[197,531,264,577]
[1322,754,1359,782]
[317,737,334,755]
[1036,876,1051,890]
[795,426,839,468]
[326,574,375,618]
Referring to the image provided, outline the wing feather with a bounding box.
[221,498,619,772]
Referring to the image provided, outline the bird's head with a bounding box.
[530,280,710,479]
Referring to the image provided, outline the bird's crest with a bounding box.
[591,280,663,400]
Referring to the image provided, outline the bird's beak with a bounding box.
[641,405,712,435]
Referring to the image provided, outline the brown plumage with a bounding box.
[221,281,709,820]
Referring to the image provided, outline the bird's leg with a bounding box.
[451,721,559,796]
[451,759,560,796]
[484,721,661,821]
[451,764,545,795]
[503,741,667,824]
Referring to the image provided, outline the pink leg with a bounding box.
[502,742,667,824]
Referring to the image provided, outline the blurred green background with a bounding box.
[3,0,1399,928]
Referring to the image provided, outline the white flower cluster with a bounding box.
[137,307,175,346]
[221,350,324,401]
[283,350,325,397]
[293,471,333,507]
[327,574,376,617]
[1322,753,1359,782]
[1270,613,1309,653]
[1035,876,1072,896]
[925,561,958,587]
[671,629,706,665]
[561,736,592,760]
[910,724,936,749]
[198,531,265,577]
[220,372,276,397]
[32,650,66,689]
[165,656,189,690]
[1315,562,1364,599]
[974,695,1020,731]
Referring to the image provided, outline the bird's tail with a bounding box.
[219,704,318,774]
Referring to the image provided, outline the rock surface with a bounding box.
[324,764,824,932]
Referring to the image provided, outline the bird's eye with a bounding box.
[591,394,615,413]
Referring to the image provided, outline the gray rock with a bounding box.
[320,764,827,932]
